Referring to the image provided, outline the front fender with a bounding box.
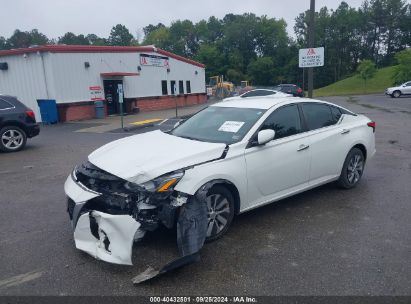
[174,156,247,211]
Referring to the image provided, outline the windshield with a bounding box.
[171,106,266,144]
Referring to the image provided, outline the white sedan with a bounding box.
[65,97,376,267]
[223,89,291,102]
[385,81,411,98]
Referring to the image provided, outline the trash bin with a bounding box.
[95,100,105,119]
[37,99,58,124]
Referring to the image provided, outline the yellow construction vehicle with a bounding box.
[240,80,251,88]
[207,75,234,99]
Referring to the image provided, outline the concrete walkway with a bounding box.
[72,98,219,133]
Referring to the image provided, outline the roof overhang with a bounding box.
[0,45,206,68]
[100,72,139,77]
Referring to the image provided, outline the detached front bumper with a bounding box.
[64,174,143,265]
[74,211,141,265]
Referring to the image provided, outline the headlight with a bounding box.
[125,171,184,193]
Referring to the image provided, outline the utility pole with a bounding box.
[307,0,315,98]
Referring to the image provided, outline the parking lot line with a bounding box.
[129,118,163,126]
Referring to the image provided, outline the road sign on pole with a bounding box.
[299,47,324,68]
[307,0,316,98]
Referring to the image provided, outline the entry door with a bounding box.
[103,80,123,115]
[244,104,310,208]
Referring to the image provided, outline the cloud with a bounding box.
[1,0,364,39]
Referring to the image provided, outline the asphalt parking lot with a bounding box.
[0,94,410,296]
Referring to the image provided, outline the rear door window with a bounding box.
[242,90,276,97]
[302,103,335,130]
[0,98,13,110]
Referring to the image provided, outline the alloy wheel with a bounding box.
[347,154,364,185]
[1,129,24,150]
[206,193,231,238]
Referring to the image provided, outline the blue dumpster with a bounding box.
[37,99,58,124]
[95,100,105,119]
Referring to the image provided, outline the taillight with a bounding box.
[297,88,302,93]
[367,121,376,132]
[25,110,36,121]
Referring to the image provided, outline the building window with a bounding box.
[186,81,191,94]
[161,80,168,95]
[171,80,176,95]
[179,81,184,94]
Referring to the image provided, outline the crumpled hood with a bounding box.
[88,130,226,184]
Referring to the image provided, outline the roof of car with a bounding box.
[213,97,323,110]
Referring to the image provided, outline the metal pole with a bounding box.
[308,0,315,98]
[118,84,124,129]
[175,94,178,118]
[302,68,305,93]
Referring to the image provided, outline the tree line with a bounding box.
[1,0,410,88]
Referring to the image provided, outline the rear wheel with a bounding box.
[392,90,401,98]
[337,148,365,189]
[0,126,27,152]
[205,185,235,242]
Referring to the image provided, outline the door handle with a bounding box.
[341,129,351,134]
[297,144,310,151]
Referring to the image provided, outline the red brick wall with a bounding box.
[57,103,96,122]
[56,94,207,121]
[135,94,207,112]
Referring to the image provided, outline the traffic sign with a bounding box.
[299,47,324,68]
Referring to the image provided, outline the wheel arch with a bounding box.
[352,143,367,161]
[194,179,241,215]
[0,120,28,134]
[392,90,402,96]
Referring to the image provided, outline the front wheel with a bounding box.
[205,185,235,242]
[0,126,27,152]
[392,90,401,98]
[337,148,365,189]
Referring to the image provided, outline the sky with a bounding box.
[1,0,365,40]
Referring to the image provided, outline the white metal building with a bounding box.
[0,45,206,121]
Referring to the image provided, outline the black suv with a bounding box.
[273,84,304,97]
[0,95,40,152]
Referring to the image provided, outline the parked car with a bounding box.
[65,97,375,266]
[223,89,291,102]
[0,95,39,152]
[385,81,411,98]
[273,84,304,97]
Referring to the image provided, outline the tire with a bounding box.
[205,185,235,242]
[0,126,27,152]
[392,90,401,98]
[337,148,365,189]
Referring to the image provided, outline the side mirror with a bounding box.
[257,129,275,145]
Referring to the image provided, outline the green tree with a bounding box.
[29,29,49,46]
[143,27,172,50]
[226,69,245,84]
[7,29,48,48]
[86,34,108,46]
[357,59,377,91]
[247,57,276,86]
[59,32,90,45]
[392,49,411,84]
[143,23,165,37]
[108,24,134,46]
[168,20,198,57]
[0,36,7,50]
[194,44,226,78]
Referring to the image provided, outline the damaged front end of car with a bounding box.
[65,161,193,266]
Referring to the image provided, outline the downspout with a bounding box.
[39,51,50,99]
